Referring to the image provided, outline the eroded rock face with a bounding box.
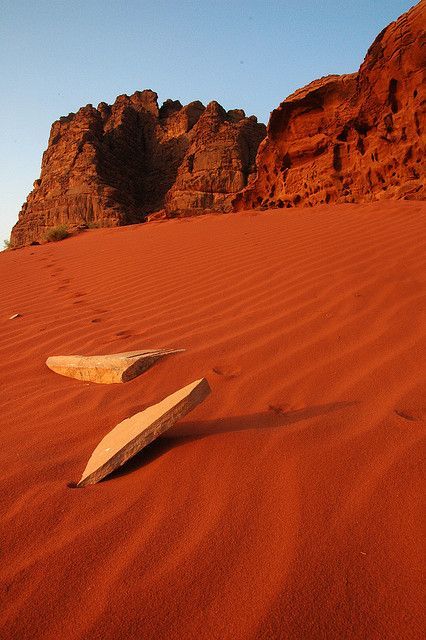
[165,102,266,217]
[234,2,426,211]
[11,91,265,246]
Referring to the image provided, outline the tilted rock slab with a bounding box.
[77,378,211,487]
[46,349,183,384]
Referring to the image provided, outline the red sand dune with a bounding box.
[0,202,425,639]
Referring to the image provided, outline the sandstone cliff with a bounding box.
[12,92,265,246]
[234,1,425,211]
[165,102,265,217]
[11,2,425,246]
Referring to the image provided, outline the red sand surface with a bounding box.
[0,202,425,640]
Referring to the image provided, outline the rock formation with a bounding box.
[165,102,265,217]
[11,92,265,246]
[11,2,424,246]
[234,1,425,211]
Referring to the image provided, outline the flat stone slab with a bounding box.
[77,378,211,487]
[46,349,184,384]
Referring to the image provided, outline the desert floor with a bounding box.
[0,202,425,639]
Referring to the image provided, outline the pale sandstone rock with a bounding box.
[77,377,211,487]
[46,348,183,384]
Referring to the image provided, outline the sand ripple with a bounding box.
[0,202,424,639]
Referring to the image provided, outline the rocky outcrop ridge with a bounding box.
[12,92,265,246]
[234,1,425,211]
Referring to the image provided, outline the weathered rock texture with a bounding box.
[12,92,265,246]
[234,2,426,211]
[77,378,211,487]
[165,102,265,217]
[46,348,184,384]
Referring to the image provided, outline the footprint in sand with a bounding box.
[268,403,292,415]
[115,330,133,338]
[394,409,420,422]
[71,292,87,304]
[212,366,241,379]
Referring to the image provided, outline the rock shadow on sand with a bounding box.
[106,400,357,482]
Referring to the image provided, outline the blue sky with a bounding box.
[0,0,416,243]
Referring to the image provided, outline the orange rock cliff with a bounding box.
[11,92,265,246]
[234,1,425,211]
[10,2,425,246]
